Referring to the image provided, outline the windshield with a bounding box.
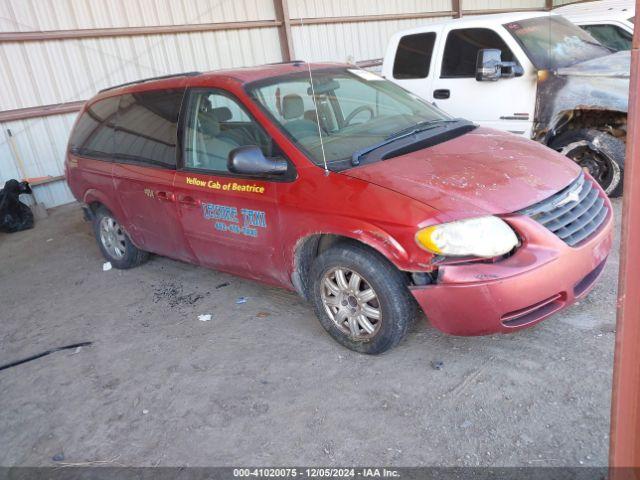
[247,68,449,170]
[504,16,611,69]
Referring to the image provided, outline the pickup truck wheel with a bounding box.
[550,129,624,197]
[310,242,415,354]
[93,207,149,269]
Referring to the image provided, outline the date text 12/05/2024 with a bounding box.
[202,202,267,238]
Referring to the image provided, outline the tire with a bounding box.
[93,206,149,269]
[309,242,416,354]
[550,128,625,197]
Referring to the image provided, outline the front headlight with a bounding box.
[415,216,519,258]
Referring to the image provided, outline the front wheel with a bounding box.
[550,128,625,197]
[310,242,416,354]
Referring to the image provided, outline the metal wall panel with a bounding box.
[291,17,451,63]
[0,114,77,206]
[0,0,276,32]
[288,0,453,18]
[462,0,546,10]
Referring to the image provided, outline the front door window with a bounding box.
[183,90,272,172]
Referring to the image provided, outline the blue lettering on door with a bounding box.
[202,203,266,238]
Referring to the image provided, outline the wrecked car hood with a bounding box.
[344,128,581,218]
[535,51,630,133]
[557,51,630,78]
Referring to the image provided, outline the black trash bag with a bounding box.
[0,179,34,233]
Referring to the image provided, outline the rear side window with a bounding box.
[581,24,632,51]
[393,32,436,79]
[69,96,118,159]
[114,89,185,168]
[441,28,514,78]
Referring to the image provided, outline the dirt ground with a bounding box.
[0,200,621,467]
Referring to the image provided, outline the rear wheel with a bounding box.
[93,207,148,269]
[550,128,625,197]
[310,242,415,354]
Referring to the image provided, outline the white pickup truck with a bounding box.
[382,12,629,196]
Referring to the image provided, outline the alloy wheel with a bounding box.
[320,267,382,340]
[99,216,126,260]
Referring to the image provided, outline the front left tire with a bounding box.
[309,242,416,354]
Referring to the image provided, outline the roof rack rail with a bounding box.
[99,71,201,93]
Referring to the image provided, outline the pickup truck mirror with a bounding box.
[476,49,524,81]
[228,145,288,176]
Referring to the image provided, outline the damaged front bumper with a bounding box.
[410,207,614,336]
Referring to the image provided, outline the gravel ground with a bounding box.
[0,199,620,467]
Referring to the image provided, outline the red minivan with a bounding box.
[65,63,613,354]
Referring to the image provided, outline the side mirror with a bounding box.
[228,145,288,176]
[476,49,524,81]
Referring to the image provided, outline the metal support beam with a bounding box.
[610,0,640,473]
[0,101,84,123]
[0,20,280,43]
[452,0,462,18]
[289,11,456,26]
[273,0,294,62]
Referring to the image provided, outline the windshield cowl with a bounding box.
[351,119,476,168]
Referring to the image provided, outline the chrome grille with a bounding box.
[519,173,609,247]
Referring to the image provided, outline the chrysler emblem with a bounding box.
[556,187,582,208]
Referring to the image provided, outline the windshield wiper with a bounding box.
[351,118,462,166]
[385,118,460,141]
[580,38,616,53]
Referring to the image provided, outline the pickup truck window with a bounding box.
[393,32,436,79]
[581,24,632,51]
[441,28,514,78]
[505,16,610,69]
[248,68,448,171]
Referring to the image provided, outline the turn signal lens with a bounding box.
[415,216,519,258]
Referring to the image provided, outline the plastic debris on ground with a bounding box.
[102,262,112,271]
[198,314,212,322]
[431,360,444,370]
[52,453,65,462]
[236,297,248,304]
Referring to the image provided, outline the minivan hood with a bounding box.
[557,51,630,78]
[344,128,580,219]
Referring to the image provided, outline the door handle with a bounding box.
[433,89,450,99]
[178,195,200,207]
[157,191,175,202]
